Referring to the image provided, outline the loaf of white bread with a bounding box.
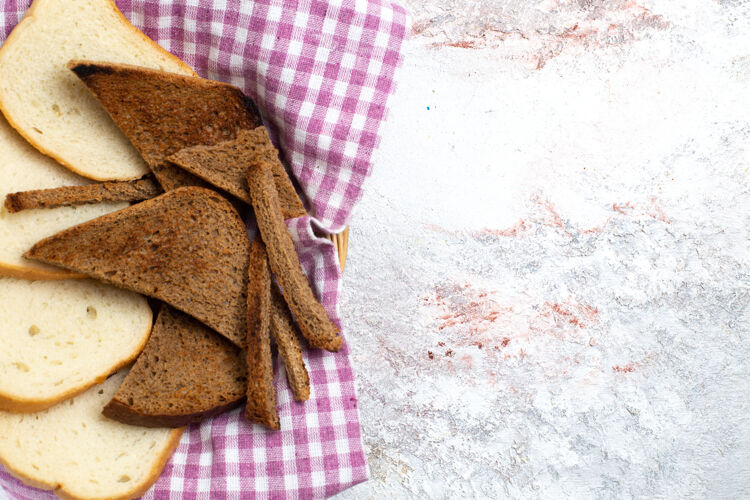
[0,0,195,181]
[0,371,184,500]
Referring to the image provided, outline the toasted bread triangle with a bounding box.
[103,305,247,428]
[168,127,307,219]
[69,60,262,190]
[25,187,250,347]
[0,112,125,280]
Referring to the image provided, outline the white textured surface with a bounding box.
[336,0,750,498]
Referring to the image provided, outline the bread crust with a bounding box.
[0,261,84,280]
[270,284,311,401]
[0,427,185,500]
[244,238,280,429]
[246,162,343,352]
[0,295,153,413]
[102,306,247,428]
[4,178,160,213]
[0,0,197,181]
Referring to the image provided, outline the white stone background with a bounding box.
[1,1,748,499]
[334,0,750,498]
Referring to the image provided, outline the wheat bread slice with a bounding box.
[0,277,152,413]
[270,285,311,402]
[168,127,307,219]
[0,370,184,500]
[244,238,280,430]
[4,177,160,213]
[0,113,128,280]
[69,61,262,190]
[102,305,246,428]
[246,162,343,352]
[0,0,196,181]
[25,187,250,347]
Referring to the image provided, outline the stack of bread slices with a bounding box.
[0,1,343,499]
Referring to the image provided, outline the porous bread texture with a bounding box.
[0,371,183,500]
[26,187,250,347]
[270,285,311,402]
[102,306,247,428]
[0,0,196,181]
[244,238,280,430]
[0,114,126,280]
[0,277,152,413]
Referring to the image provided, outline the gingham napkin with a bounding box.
[0,0,408,498]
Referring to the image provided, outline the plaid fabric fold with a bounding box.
[0,0,408,498]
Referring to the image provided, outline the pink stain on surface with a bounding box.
[535,1,670,68]
[473,198,572,239]
[423,283,514,336]
[414,0,669,71]
[471,195,671,242]
[541,301,600,330]
[444,40,479,49]
[612,202,635,215]
[612,198,671,223]
[612,362,636,373]
[647,197,670,223]
[421,283,601,363]
[474,220,530,238]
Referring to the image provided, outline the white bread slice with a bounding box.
[0,371,184,500]
[0,0,196,181]
[0,113,128,280]
[0,277,152,413]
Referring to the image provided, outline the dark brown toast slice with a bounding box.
[4,177,161,213]
[168,127,307,219]
[68,60,262,191]
[25,187,250,347]
[102,305,246,427]
[246,160,343,352]
[270,284,311,401]
[245,238,280,429]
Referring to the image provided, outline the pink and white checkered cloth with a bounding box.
[0,0,408,498]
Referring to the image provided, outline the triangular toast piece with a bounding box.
[25,187,250,347]
[69,60,262,190]
[4,177,160,212]
[102,305,247,427]
[168,127,307,219]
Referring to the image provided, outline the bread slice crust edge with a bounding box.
[0,426,184,500]
[0,289,153,413]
